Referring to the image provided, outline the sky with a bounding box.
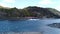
[0,0,60,11]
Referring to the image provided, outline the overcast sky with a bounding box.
[0,0,60,11]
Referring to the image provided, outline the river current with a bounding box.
[0,19,60,34]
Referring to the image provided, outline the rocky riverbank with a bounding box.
[48,23,60,28]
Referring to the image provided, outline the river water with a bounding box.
[0,19,60,34]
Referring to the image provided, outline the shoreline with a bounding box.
[0,17,59,21]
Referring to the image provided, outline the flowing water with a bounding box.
[0,19,60,34]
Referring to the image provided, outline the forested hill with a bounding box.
[0,6,60,19]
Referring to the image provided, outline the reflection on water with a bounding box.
[0,19,60,34]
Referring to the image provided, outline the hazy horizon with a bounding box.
[0,0,60,11]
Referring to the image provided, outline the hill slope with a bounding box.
[0,6,60,19]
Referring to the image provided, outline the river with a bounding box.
[0,19,60,34]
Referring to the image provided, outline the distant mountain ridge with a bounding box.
[23,6,60,18]
[0,6,60,19]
